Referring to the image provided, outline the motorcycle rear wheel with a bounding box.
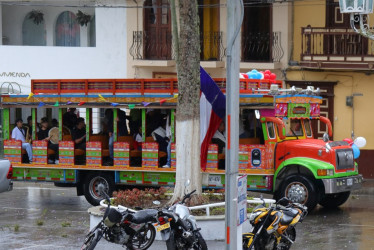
[127,224,156,250]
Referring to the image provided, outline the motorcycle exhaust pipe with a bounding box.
[182,231,192,239]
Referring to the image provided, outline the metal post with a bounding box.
[226,1,243,249]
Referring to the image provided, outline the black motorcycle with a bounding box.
[81,184,157,250]
[155,180,207,250]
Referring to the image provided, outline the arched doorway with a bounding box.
[143,0,172,60]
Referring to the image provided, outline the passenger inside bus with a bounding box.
[37,117,59,164]
[152,115,171,168]
[63,108,78,131]
[133,126,142,151]
[11,118,33,163]
[72,117,86,150]
[286,119,303,137]
[212,122,226,154]
[26,116,33,137]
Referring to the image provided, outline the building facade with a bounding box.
[287,0,374,178]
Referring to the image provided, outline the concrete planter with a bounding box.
[88,206,252,241]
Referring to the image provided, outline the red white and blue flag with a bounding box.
[200,67,226,170]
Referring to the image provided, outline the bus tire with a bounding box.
[84,172,115,206]
[319,191,350,209]
[279,175,318,212]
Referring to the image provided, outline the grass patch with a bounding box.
[61,221,71,227]
[61,234,68,238]
[14,224,19,232]
[36,219,44,226]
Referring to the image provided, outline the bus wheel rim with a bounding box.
[89,176,109,200]
[285,182,308,204]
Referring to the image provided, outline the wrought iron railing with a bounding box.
[241,31,284,62]
[130,30,225,61]
[301,26,374,58]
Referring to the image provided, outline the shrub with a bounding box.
[112,187,168,208]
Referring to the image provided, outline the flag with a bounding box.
[200,67,226,171]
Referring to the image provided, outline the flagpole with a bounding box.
[225,0,243,250]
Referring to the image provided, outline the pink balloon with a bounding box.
[343,138,353,146]
[270,73,277,80]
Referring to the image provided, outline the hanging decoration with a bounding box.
[111,103,119,107]
[27,92,34,100]
[53,101,59,107]
[38,102,45,108]
[78,101,85,106]
[128,104,135,109]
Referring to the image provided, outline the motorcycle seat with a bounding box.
[280,214,295,225]
[130,209,158,224]
[282,208,299,218]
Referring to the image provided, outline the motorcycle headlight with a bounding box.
[249,211,263,223]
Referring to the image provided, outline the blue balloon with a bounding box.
[352,144,360,159]
[256,72,262,79]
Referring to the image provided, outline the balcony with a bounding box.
[300,26,374,70]
[130,30,224,65]
[241,31,284,63]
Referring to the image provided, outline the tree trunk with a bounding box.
[171,0,201,202]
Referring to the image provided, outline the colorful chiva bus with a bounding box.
[1,78,362,210]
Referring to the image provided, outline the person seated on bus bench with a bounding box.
[72,117,86,151]
[152,119,171,168]
[212,122,226,154]
[37,117,59,164]
[107,109,129,164]
[11,118,33,163]
[212,122,226,170]
[63,108,78,132]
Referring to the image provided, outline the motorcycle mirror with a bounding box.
[278,197,290,206]
[184,179,191,187]
[153,200,161,205]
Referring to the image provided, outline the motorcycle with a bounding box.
[81,184,158,250]
[154,180,207,250]
[242,197,308,250]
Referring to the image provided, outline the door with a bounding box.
[325,0,367,55]
[242,0,272,62]
[143,0,172,60]
[286,81,336,140]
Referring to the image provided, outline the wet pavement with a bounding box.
[1,181,374,249]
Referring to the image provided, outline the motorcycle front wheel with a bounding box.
[193,232,207,250]
[127,224,156,250]
[81,228,102,250]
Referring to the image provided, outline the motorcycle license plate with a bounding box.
[157,223,170,232]
[347,178,353,186]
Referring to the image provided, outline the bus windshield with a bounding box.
[284,119,303,137]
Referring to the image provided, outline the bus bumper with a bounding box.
[322,175,363,194]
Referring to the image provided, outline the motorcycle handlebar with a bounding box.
[182,189,197,204]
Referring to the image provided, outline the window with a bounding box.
[266,122,276,139]
[285,119,303,137]
[55,11,80,47]
[22,12,46,46]
[304,119,312,137]
[89,16,96,47]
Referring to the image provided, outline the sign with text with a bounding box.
[237,175,248,226]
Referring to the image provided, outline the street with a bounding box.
[0,181,374,250]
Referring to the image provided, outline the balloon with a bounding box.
[242,73,248,79]
[352,144,360,159]
[264,70,271,75]
[264,73,270,80]
[239,73,245,79]
[255,72,262,79]
[270,73,277,80]
[343,138,353,146]
[259,72,264,80]
[354,137,367,148]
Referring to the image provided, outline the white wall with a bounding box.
[0,4,127,94]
